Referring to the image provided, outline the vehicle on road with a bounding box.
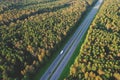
[60,50,63,54]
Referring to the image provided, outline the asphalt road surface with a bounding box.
[40,0,103,80]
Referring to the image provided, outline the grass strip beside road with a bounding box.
[58,1,100,79]
[33,14,81,80]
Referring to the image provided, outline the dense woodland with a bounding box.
[66,0,120,80]
[0,0,97,79]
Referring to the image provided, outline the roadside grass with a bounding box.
[33,15,81,80]
[33,1,98,80]
[58,0,104,79]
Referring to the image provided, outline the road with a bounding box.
[40,0,103,80]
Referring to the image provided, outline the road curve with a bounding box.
[40,0,103,80]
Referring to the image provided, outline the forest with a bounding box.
[0,0,97,79]
[66,0,120,80]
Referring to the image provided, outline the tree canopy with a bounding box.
[0,0,97,79]
[66,0,120,79]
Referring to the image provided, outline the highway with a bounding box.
[40,0,103,80]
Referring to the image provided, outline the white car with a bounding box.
[60,50,63,54]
